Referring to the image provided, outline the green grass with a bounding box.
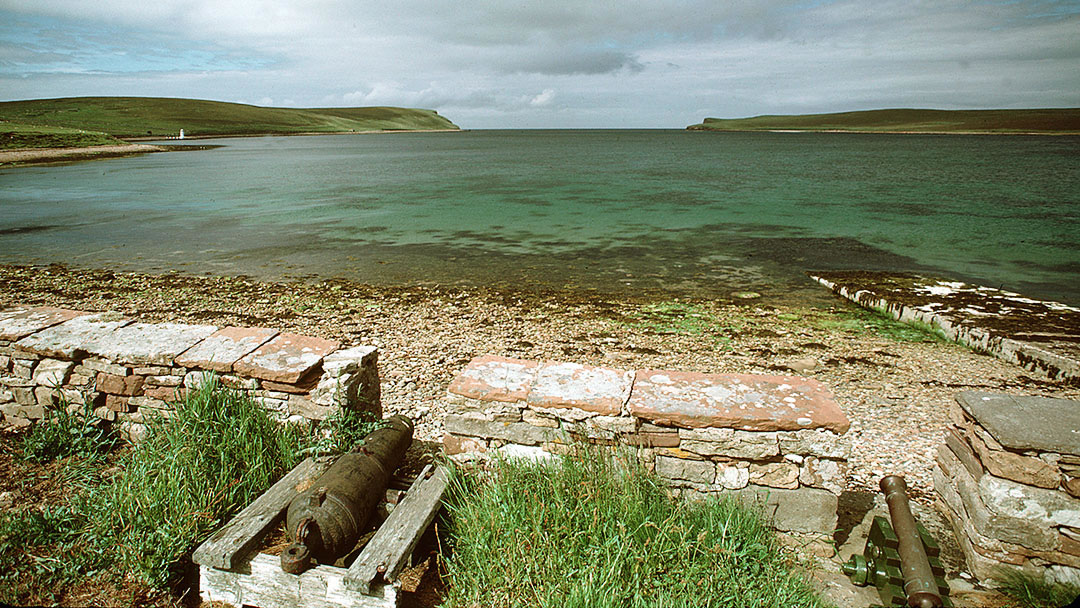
[441,449,830,608]
[0,96,460,142]
[996,570,1080,608]
[0,120,125,150]
[0,377,313,600]
[687,108,1080,134]
[20,401,118,463]
[817,306,947,343]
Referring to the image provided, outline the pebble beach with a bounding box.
[3,263,1077,505]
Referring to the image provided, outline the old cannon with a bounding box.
[842,475,952,607]
[281,414,414,574]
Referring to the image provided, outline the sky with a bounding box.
[1,0,1078,129]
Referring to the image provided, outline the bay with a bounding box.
[1,130,1077,304]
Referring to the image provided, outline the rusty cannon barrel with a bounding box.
[880,475,943,608]
[281,415,413,574]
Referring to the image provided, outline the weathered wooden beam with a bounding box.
[200,552,397,608]
[344,464,450,594]
[193,456,336,570]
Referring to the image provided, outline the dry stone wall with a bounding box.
[442,355,851,537]
[0,306,380,440]
[934,391,1080,587]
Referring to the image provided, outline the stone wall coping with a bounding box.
[956,391,1080,456]
[447,355,849,434]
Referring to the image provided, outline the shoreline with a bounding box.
[688,127,1080,135]
[0,128,463,167]
[0,143,168,166]
[2,262,1077,504]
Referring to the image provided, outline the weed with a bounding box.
[303,405,383,457]
[441,448,830,608]
[628,300,717,336]
[996,570,1080,608]
[21,400,117,464]
[818,306,947,343]
[74,376,310,589]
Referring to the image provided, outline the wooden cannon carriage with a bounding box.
[193,456,449,608]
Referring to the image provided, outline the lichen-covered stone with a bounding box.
[85,322,218,366]
[234,333,339,384]
[447,355,538,403]
[32,359,73,388]
[727,485,839,535]
[716,462,751,489]
[656,455,715,484]
[527,361,632,416]
[777,429,849,459]
[679,427,779,459]
[750,462,800,489]
[444,414,566,446]
[174,326,279,372]
[798,457,845,494]
[629,370,849,433]
[0,307,87,341]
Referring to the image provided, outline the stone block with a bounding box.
[0,306,87,341]
[628,369,849,433]
[934,447,1058,551]
[945,428,984,481]
[622,424,681,448]
[288,396,333,421]
[679,427,780,459]
[129,395,169,409]
[220,374,260,391]
[521,409,560,428]
[444,414,565,446]
[183,371,217,391]
[145,374,183,387]
[444,433,488,455]
[798,457,846,494]
[749,462,800,489]
[12,386,35,405]
[1,403,45,420]
[13,360,35,379]
[14,314,132,359]
[497,444,554,462]
[262,378,316,394]
[34,386,58,406]
[119,421,148,443]
[85,322,218,366]
[234,333,339,383]
[527,361,632,416]
[447,355,538,403]
[977,470,1080,528]
[174,326,279,372]
[96,373,145,396]
[777,429,849,459]
[68,374,92,386]
[655,455,716,484]
[81,358,131,376]
[32,359,74,388]
[956,392,1080,456]
[716,462,751,489]
[656,446,706,461]
[133,365,172,376]
[964,425,1060,489]
[143,386,186,402]
[0,388,12,404]
[528,405,597,422]
[728,485,839,535]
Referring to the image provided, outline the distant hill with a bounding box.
[0,97,460,144]
[687,108,1080,134]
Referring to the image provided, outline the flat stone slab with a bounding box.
[811,271,1080,383]
[85,322,218,366]
[957,391,1080,456]
[234,333,340,384]
[14,314,133,359]
[448,355,539,403]
[628,370,849,433]
[527,361,633,415]
[175,326,279,372]
[0,307,88,341]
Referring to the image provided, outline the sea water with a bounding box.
[1,130,1077,304]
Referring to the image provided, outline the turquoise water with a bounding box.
[2,130,1078,304]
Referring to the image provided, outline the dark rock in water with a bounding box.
[810,271,1079,383]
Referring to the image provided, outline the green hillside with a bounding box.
[0,97,460,142]
[687,108,1080,134]
[0,121,126,150]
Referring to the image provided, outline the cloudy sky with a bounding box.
[1,0,1078,128]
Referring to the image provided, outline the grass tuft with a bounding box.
[818,306,946,343]
[996,570,1080,608]
[441,449,829,608]
[21,400,117,464]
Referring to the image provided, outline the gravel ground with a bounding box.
[3,264,1077,505]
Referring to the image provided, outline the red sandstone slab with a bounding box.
[628,370,849,433]
[448,355,539,403]
[175,326,279,372]
[14,314,133,359]
[0,307,88,341]
[85,322,218,366]
[527,361,633,416]
[233,333,340,384]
